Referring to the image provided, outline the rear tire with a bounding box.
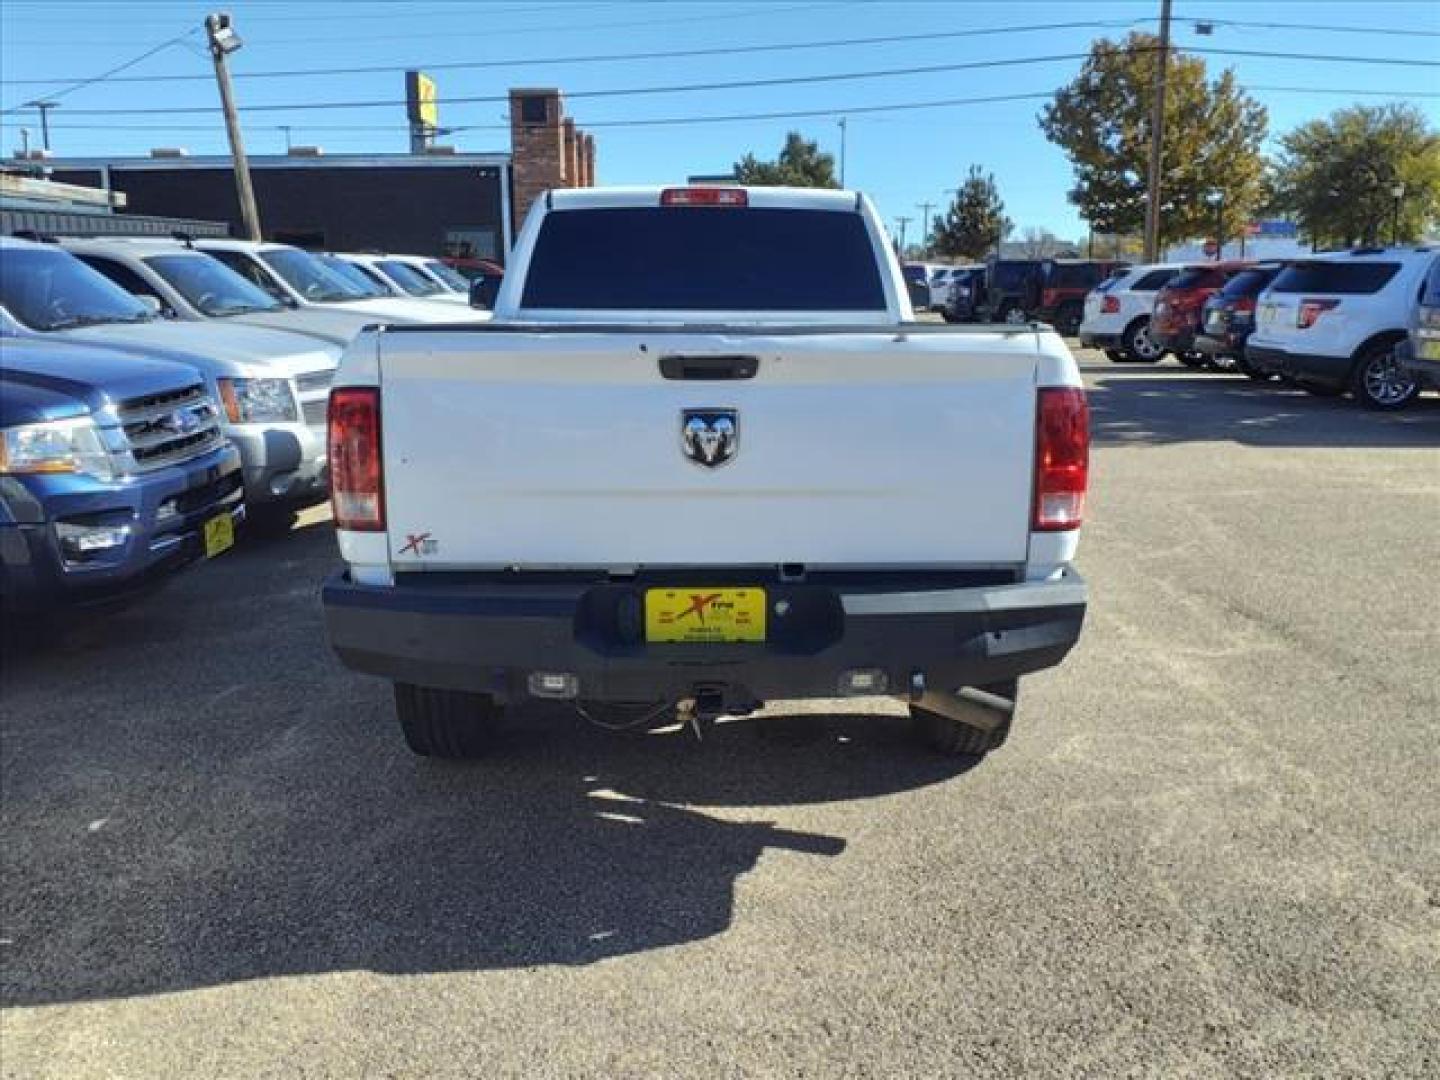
[1054,302,1083,337]
[394,682,500,759]
[1350,340,1419,410]
[910,680,1017,757]
[1121,317,1165,363]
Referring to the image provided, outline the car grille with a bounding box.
[117,383,226,472]
[295,367,333,430]
[294,369,334,395]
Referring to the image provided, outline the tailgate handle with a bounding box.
[659,354,759,380]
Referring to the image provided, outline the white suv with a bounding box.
[1246,248,1437,409]
[59,237,386,348]
[1079,263,1183,362]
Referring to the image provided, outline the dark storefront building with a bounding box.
[48,153,512,263]
[32,86,599,265]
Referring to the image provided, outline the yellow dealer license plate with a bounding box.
[1421,338,1440,361]
[645,587,766,644]
[203,513,235,559]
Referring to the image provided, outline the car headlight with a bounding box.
[216,377,298,423]
[0,417,117,481]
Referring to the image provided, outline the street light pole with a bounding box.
[895,216,912,254]
[1391,182,1406,245]
[1142,0,1173,263]
[917,201,935,258]
[837,117,847,187]
[205,12,263,242]
[1210,192,1224,261]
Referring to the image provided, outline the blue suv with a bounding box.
[1,338,244,616]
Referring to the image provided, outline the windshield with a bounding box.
[146,253,284,316]
[425,260,470,292]
[522,207,886,311]
[0,247,153,331]
[260,248,371,303]
[1165,267,1222,291]
[1219,267,1281,299]
[319,256,392,298]
[989,262,1039,290]
[1269,261,1401,295]
[378,260,445,297]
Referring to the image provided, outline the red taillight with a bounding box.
[1298,298,1339,329]
[660,187,747,207]
[1101,295,1121,314]
[1033,387,1089,532]
[1234,296,1256,312]
[328,387,384,532]
[1041,287,1060,308]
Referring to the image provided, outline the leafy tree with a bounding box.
[734,131,838,188]
[930,165,1012,259]
[1038,32,1268,250]
[1266,104,1440,247]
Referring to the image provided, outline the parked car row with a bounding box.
[1079,246,1439,410]
[913,258,1127,334]
[0,234,485,617]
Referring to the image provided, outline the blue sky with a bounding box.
[2,0,1437,240]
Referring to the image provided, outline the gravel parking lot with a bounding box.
[3,354,1438,1079]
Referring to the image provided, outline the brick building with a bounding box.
[33,86,595,265]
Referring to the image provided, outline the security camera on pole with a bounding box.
[205,12,262,241]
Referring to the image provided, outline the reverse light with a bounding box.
[1101,295,1121,314]
[328,387,384,532]
[1297,298,1340,329]
[660,187,748,207]
[1033,387,1089,532]
[529,672,580,699]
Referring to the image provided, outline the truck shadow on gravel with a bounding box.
[0,524,976,1006]
[1084,368,1440,448]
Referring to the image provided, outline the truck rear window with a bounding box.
[1270,261,1400,295]
[520,207,887,311]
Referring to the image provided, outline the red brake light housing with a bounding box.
[660,187,748,207]
[328,387,385,532]
[1033,387,1089,532]
[1101,295,1121,314]
[1041,287,1060,309]
[1297,298,1340,329]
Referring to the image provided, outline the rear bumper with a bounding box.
[1079,331,1122,350]
[1151,327,1196,352]
[1245,343,1351,386]
[1400,337,1440,388]
[323,569,1088,706]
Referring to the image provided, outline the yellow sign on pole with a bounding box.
[406,70,438,130]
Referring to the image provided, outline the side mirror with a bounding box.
[137,295,166,318]
[470,273,502,310]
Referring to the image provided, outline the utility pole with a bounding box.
[279,125,293,153]
[22,100,58,151]
[895,216,912,254]
[837,117,847,187]
[1142,0,1172,263]
[205,12,262,241]
[917,201,935,258]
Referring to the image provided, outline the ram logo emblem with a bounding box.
[681,409,738,468]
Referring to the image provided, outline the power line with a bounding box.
[18,43,1437,118]
[0,19,1149,87]
[1191,15,1440,38]
[0,29,198,114]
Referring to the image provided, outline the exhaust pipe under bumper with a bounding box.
[907,673,1015,733]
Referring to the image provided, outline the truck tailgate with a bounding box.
[378,328,1039,568]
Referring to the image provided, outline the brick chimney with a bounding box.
[583,132,597,187]
[562,117,578,187]
[509,87,565,226]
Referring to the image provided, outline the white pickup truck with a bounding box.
[322,186,1089,759]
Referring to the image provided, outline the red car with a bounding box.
[441,256,506,281]
[1151,261,1254,365]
